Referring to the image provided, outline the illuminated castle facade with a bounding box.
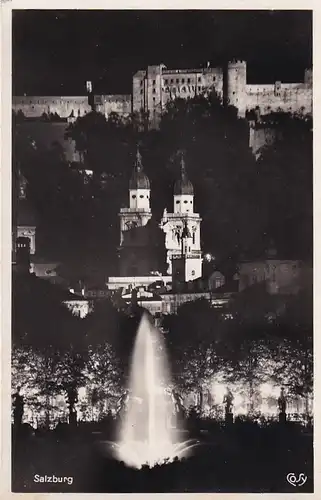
[12,60,312,127]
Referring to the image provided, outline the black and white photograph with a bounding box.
[10,8,313,494]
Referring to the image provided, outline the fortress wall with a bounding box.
[95,94,132,117]
[13,96,91,118]
[245,84,312,114]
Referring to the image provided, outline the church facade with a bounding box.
[108,149,203,291]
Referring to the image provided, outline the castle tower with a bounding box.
[226,60,247,117]
[118,147,154,276]
[132,64,166,130]
[160,151,202,279]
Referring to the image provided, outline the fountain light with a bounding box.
[106,313,199,469]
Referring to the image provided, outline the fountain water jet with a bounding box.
[111,313,199,469]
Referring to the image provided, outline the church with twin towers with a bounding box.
[109,148,202,289]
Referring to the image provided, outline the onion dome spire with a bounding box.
[174,150,194,195]
[129,145,150,190]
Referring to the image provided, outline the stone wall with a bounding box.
[245,83,312,115]
[13,94,131,120]
[13,96,91,118]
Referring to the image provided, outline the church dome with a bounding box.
[174,176,194,195]
[129,148,150,190]
[174,152,194,195]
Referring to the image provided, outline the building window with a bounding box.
[153,80,156,85]
[132,194,136,199]
[170,79,174,83]
[191,270,195,276]
[140,195,144,198]
[190,200,192,203]
[198,86,201,91]
[152,88,156,94]
[153,97,156,102]
[215,277,224,288]
[176,200,180,204]
[187,78,191,83]
[140,89,143,94]
[176,78,179,83]
[198,77,201,82]
[213,76,216,82]
[182,78,185,83]
[184,200,188,204]
[140,80,143,86]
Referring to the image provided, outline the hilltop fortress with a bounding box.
[13,60,312,156]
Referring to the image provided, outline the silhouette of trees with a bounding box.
[163,299,223,405]
[255,113,312,259]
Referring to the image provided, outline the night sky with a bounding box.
[13,10,312,96]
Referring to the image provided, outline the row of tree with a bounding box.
[12,273,313,425]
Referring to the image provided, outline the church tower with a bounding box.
[118,147,154,276]
[160,151,202,280]
[15,170,37,257]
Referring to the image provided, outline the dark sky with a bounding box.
[13,10,312,96]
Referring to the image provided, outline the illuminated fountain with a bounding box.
[106,313,199,469]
